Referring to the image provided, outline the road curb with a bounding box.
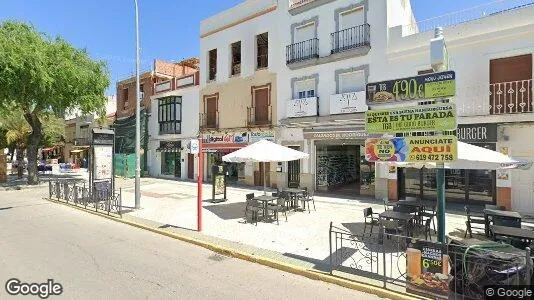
[44,197,422,300]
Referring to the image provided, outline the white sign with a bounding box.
[176,75,194,87]
[329,91,368,114]
[190,139,200,154]
[155,81,172,93]
[93,145,113,180]
[286,97,318,118]
[249,131,275,143]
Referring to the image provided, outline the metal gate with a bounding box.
[288,146,300,188]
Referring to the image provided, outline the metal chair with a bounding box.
[383,197,395,211]
[418,204,437,233]
[267,197,288,225]
[412,218,433,241]
[363,207,380,235]
[485,204,505,211]
[464,205,486,238]
[244,195,262,225]
[380,219,406,239]
[300,189,315,213]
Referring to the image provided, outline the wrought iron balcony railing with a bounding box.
[331,24,370,54]
[247,105,272,126]
[490,79,533,114]
[199,112,219,130]
[286,38,319,64]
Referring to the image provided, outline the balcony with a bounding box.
[154,73,198,95]
[331,24,371,55]
[286,38,319,65]
[247,105,272,126]
[199,112,219,130]
[490,79,533,114]
[288,0,335,15]
[286,97,318,118]
[329,91,368,115]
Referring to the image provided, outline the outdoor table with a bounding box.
[253,195,278,219]
[483,209,522,236]
[490,225,534,243]
[379,211,414,237]
[394,200,422,214]
[282,188,306,210]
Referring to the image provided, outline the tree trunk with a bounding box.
[8,146,15,162]
[24,112,43,185]
[16,148,24,179]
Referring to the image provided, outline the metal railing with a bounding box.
[331,24,370,54]
[257,54,268,69]
[286,38,319,64]
[490,79,533,114]
[48,180,122,216]
[329,222,532,296]
[403,0,534,34]
[199,112,219,130]
[208,67,217,81]
[231,63,241,76]
[247,105,272,126]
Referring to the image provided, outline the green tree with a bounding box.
[2,113,30,178]
[0,21,110,184]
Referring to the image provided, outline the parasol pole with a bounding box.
[263,162,267,195]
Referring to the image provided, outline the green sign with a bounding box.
[366,71,455,104]
[365,103,457,133]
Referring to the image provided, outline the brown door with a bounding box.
[490,54,532,113]
[254,88,269,125]
[256,162,270,187]
[188,153,194,179]
[206,97,217,127]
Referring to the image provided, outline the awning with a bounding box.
[156,148,181,153]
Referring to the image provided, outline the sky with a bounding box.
[0,0,512,95]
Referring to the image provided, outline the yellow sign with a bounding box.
[365,136,457,162]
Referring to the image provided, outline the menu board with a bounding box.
[93,145,113,180]
[407,241,449,299]
[214,175,225,195]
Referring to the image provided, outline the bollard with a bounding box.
[329,222,333,275]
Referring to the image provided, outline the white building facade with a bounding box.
[147,72,200,180]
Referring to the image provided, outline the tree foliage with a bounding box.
[0,21,110,184]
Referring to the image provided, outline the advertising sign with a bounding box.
[365,136,457,162]
[93,145,113,180]
[406,241,449,299]
[249,131,275,143]
[214,175,225,195]
[190,139,199,154]
[286,97,318,118]
[366,71,455,104]
[329,91,368,114]
[203,132,247,144]
[365,103,456,133]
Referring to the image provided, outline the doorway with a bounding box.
[187,153,194,179]
[287,146,300,188]
[256,162,270,187]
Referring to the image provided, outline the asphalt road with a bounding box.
[0,188,380,300]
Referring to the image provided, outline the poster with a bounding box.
[214,175,225,195]
[365,104,457,133]
[93,145,113,180]
[497,146,512,187]
[406,241,449,299]
[366,71,455,104]
[365,136,457,162]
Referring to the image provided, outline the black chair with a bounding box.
[383,198,395,211]
[244,194,262,225]
[267,198,288,225]
[364,207,380,234]
[246,193,255,200]
[464,205,486,238]
[412,218,433,241]
[380,219,406,240]
[300,189,315,213]
[418,204,437,233]
[485,204,505,211]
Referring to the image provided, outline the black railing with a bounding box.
[257,54,268,69]
[208,67,216,81]
[200,112,219,130]
[286,38,319,64]
[247,105,272,126]
[48,180,122,216]
[331,24,370,54]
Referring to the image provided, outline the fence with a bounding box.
[48,180,122,217]
[329,222,532,299]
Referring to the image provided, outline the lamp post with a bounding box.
[134,0,141,209]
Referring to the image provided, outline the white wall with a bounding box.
[200,0,280,86]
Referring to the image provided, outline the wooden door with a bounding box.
[205,97,217,127]
[257,162,270,187]
[287,146,300,188]
[188,153,194,179]
[254,88,269,124]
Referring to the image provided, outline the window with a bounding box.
[208,49,217,81]
[158,96,182,134]
[294,23,315,43]
[339,8,364,30]
[140,84,145,99]
[230,41,241,76]
[339,71,365,94]
[256,32,268,69]
[294,79,315,99]
[122,88,129,110]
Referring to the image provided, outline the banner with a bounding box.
[366,71,455,104]
[406,241,449,299]
[365,136,457,162]
[365,103,457,133]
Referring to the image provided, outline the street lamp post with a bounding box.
[134,0,141,209]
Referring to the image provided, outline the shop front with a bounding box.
[305,127,375,197]
[398,123,497,204]
[157,141,182,178]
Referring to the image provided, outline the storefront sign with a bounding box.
[329,91,368,114]
[497,146,512,187]
[286,97,318,118]
[456,123,497,143]
[365,104,457,133]
[406,241,448,299]
[365,136,457,162]
[303,130,367,140]
[93,145,113,180]
[249,131,275,143]
[366,71,455,104]
[190,139,199,154]
[202,132,248,144]
[157,141,181,152]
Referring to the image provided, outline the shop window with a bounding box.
[161,152,180,177]
[158,96,182,134]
